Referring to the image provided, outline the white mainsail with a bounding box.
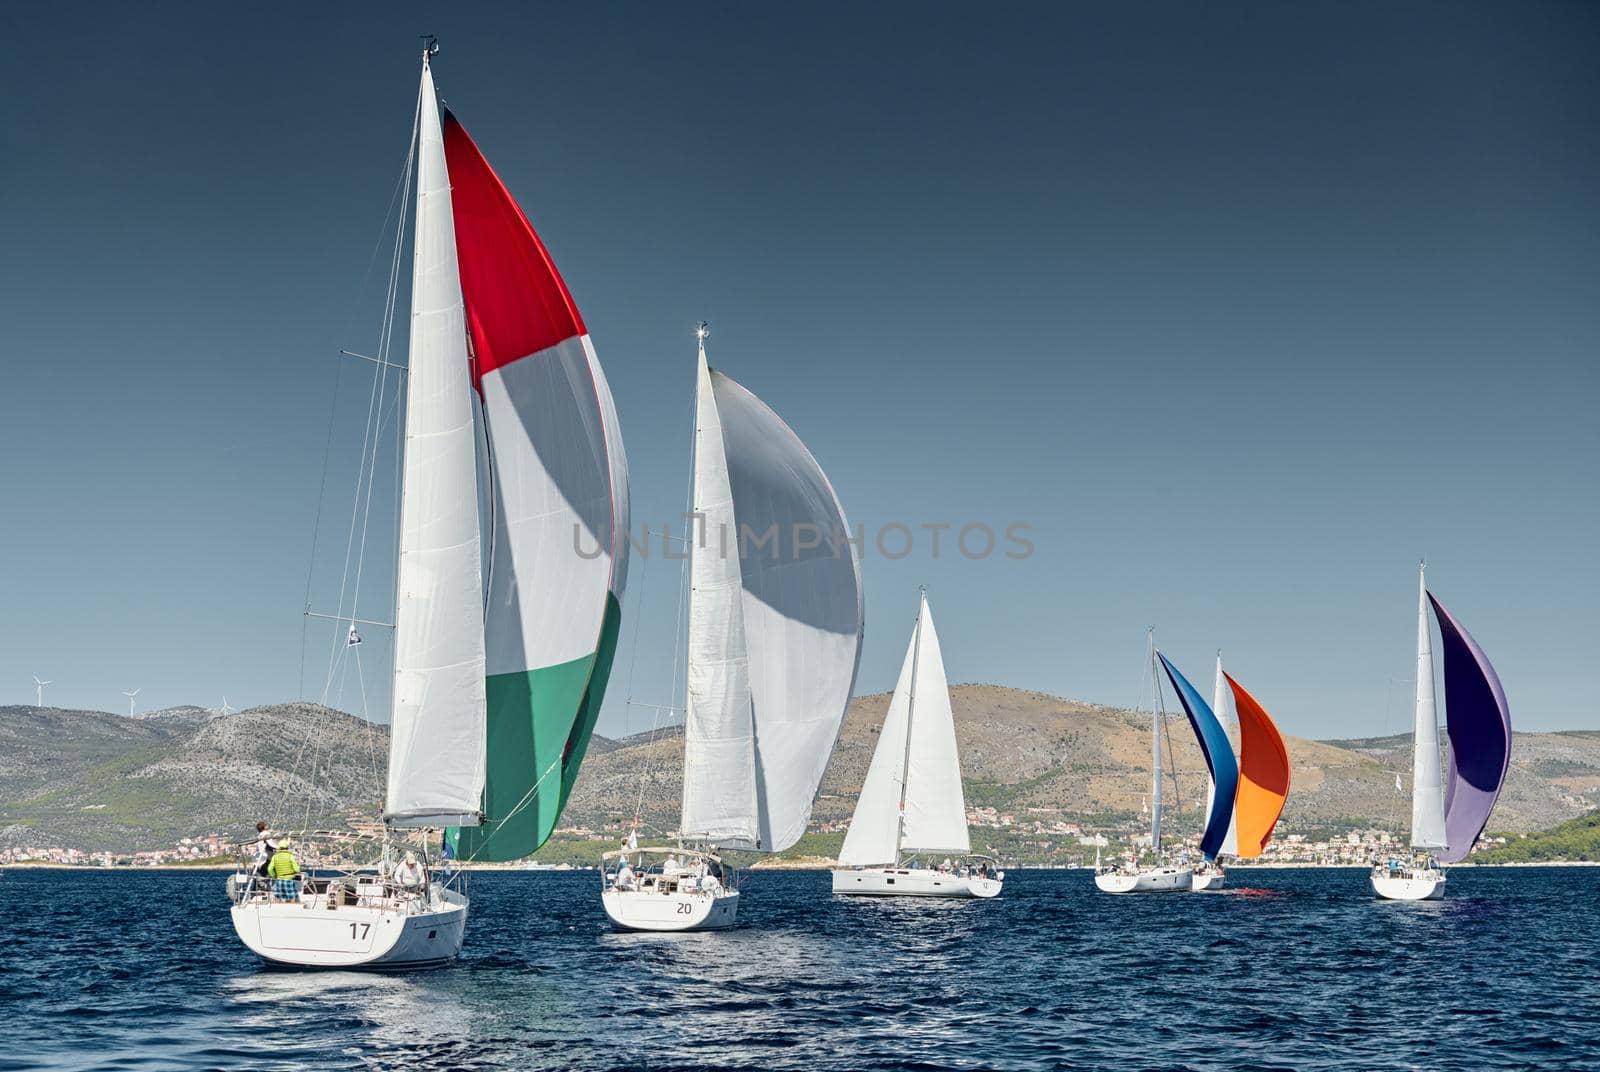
[680,338,760,846]
[385,55,487,828]
[679,333,863,853]
[1411,562,1447,849]
[1209,652,1240,857]
[838,593,969,866]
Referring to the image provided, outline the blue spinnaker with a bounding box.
[1158,652,1241,862]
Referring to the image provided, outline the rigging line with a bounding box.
[276,702,327,834]
[319,84,420,708]
[346,353,403,677]
[1384,675,1410,831]
[620,521,653,738]
[1159,681,1183,837]
[326,278,408,798]
[297,120,420,703]
[278,661,344,831]
[319,302,395,702]
[288,100,412,819]
[461,757,564,864]
[299,355,343,703]
[337,193,409,687]
[351,637,382,793]
[633,385,699,829]
[302,653,356,834]
[348,148,415,663]
[1135,635,1158,852]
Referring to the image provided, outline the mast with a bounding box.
[682,322,708,842]
[1411,560,1447,849]
[678,325,706,851]
[678,322,761,850]
[1148,628,1162,855]
[893,588,926,866]
[384,40,488,829]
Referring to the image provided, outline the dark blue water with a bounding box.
[3,867,1595,1071]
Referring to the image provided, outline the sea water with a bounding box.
[4,866,1595,1071]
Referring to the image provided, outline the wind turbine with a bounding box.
[123,688,141,716]
[220,696,236,715]
[33,676,51,708]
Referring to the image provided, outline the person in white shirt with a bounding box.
[394,850,426,893]
[615,857,636,890]
[250,821,276,881]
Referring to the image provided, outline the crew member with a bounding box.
[267,837,301,902]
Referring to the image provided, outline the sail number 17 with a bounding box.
[349,922,371,940]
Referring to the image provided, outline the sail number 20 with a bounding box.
[349,922,371,940]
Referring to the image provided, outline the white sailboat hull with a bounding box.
[830,867,1002,898]
[1371,867,1445,901]
[1094,866,1192,894]
[601,886,740,931]
[1190,868,1226,891]
[231,884,468,969]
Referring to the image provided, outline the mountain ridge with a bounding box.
[4,686,1596,852]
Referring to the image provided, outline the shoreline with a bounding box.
[7,859,1600,872]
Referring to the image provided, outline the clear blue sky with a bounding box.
[1,3,1595,739]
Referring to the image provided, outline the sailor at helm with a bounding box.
[395,850,426,893]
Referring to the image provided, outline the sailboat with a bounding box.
[601,325,863,931]
[1095,633,1187,893]
[230,43,629,968]
[832,589,1004,898]
[1095,637,1235,894]
[1371,563,1511,900]
[1189,654,1291,890]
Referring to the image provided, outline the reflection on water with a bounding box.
[7,867,1600,1071]
[226,970,474,1048]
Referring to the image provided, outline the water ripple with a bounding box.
[5,868,1596,1070]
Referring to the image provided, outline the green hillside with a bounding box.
[1475,810,1600,863]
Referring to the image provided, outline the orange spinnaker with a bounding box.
[1224,672,1290,858]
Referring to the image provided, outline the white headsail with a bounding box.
[1411,562,1447,849]
[385,55,487,828]
[839,593,969,866]
[679,335,863,853]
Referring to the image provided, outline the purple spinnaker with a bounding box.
[1429,592,1512,863]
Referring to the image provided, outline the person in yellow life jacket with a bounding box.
[267,838,301,902]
